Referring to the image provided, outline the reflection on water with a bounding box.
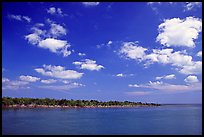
[2,105,202,135]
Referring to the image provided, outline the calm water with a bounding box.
[2,104,202,135]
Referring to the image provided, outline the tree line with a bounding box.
[2,97,160,107]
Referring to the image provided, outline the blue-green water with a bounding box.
[2,104,202,135]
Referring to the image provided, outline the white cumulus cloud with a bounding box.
[35,23,45,27]
[184,2,202,11]
[184,75,199,83]
[47,7,66,16]
[2,77,10,83]
[179,61,202,75]
[25,25,46,45]
[31,26,46,36]
[120,42,147,61]
[25,19,71,57]
[25,33,42,45]
[156,17,202,48]
[197,51,202,57]
[73,59,104,71]
[49,23,67,38]
[61,80,70,84]
[115,73,134,77]
[116,73,124,77]
[78,52,86,56]
[82,2,100,6]
[108,41,112,45]
[120,42,202,75]
[156,74,176,80]
[129,80,201,92]
[22,16,31,23]
[19,75,40,82]
[38,38,71,57]
[35,64,83,79]
[128,84,139,87]
[8,14,31,23]
[2,78,30,90]
[107,41,113,47]
[41,79,57,84]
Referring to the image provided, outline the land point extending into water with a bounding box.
[2,97,161,108]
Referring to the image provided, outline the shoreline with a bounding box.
[2,104,160,109]
[2,97,161,109]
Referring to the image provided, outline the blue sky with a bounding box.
[2,2,202,104]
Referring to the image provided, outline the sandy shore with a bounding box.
[2,104,158,109]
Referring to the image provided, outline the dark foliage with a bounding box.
[2,97,161,107]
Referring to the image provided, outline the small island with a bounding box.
[2,97,161,108]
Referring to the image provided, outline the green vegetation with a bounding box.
[2,97,161,108]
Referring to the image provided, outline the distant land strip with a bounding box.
[2,97,161,108]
